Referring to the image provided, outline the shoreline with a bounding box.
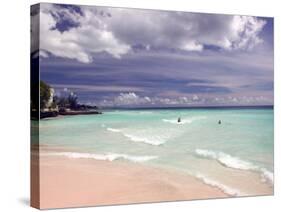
[40,110,102,119]
[35,146,228,209]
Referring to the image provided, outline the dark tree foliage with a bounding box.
[68,93,78,109]
[57,97,68,108]
[40,80,51,110]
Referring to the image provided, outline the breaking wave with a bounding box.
[195,149,258,170]
[260,168,274,185]
[46,152,158,163]
[162,116,206,125]
[195,173,244,196]
[122,133,166,146]
[195,149,274,185]
[106,127,169,146]
[107,127,121,132]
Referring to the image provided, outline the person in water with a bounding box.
[178,117,181,123]
[218,120,221,124]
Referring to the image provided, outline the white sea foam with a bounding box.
[107,127,121,132]
[195,173,244,196]
[261,168,274,185]
[47,152,158,163]
[137,111,153,114]
[195,149,258,171]
[195,149,274,185]
[107,126,168,146]
[123,133,166,146]
[162,119,191,124]
[162,116,206,125]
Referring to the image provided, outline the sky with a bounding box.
[32,3,274,107]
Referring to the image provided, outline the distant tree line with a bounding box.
[40,80,97,111]
[40,80,51,109]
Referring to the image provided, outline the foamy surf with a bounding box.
[195,149,258,170]
[45,152,158,163]
[162,119,191,124]
[195,173,244,196]
[107,126,169,146]
[162,116,206,125]
[123,133,166,146]
[261,168,274,185]
[107,127,121,132]
[195,149,274,185]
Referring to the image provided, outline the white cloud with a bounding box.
[114,92,151,105]
[102,8,266,52]
[115,92,138,105]
[35,4,267,63]
[38,4,131,63]
[193,95,199,101]
[144,96,151,102]
[112,93,202,106]
[229,16,266,50]
[103,92,272,107]
[181,41,203,51]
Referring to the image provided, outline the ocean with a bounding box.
[39,107,274,197]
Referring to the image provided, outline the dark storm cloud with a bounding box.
[37,3,274,106]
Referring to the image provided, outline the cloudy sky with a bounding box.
[32,3,274,107]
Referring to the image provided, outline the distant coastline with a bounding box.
[40,110,102,119]
[37,80,102,119]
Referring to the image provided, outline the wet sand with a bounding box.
[36,153,227,209]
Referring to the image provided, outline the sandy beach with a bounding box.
[35,148,228,209]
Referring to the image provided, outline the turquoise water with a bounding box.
[40,108,274,196]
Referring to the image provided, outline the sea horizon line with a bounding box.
[99,104,274,110]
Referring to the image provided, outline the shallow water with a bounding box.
[40,107,274,196]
